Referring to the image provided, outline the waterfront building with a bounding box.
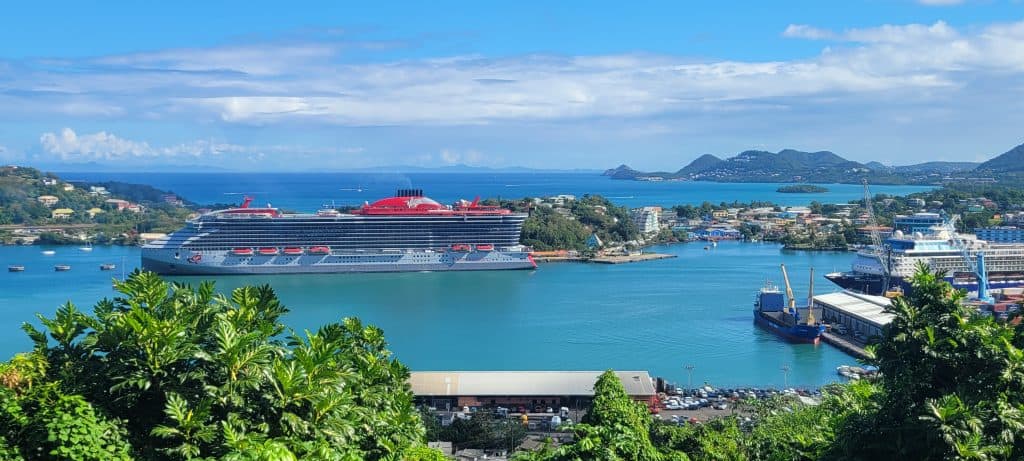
[814,291,893,338]
[976,226,1024,244]
[893,213,944,234]
[36,195,58,207]
[631,206,661,234]
[409,370,656,411]
[586,233,603,248]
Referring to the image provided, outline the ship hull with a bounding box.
[141,248,536,275]
[753,312,824,344]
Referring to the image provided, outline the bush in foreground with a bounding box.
[0,270,439,460]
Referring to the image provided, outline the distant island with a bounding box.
[777,184,829,193]
[603,141,1024,185]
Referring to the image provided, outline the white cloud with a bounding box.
[782,24,835,40]
[37,127,363,162]
[2,20,1022,129]
[438,148,484,165]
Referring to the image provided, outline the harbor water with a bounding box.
[1,241,858,388]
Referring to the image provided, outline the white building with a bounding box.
[813,291,894,338]
[631,206,661,234]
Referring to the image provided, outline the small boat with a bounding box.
[476,244,494,251]
[100,263,117,271]
[711,240,718,248]
[79,245,93,252]
[8,265,25,272]
[308,246,330,255]
[232,248,254,256]
[258,247,279,256]
[41,250,56,256]
[54,264,71,272]
[283,247,304,255]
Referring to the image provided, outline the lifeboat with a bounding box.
[476,244,494,251]
[258,247,279,256]
[283,247,303,255]
[232,248,254,256]
[308,246,330,255]
[451,244,472,252]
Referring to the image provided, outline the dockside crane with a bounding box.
[943,216,994,303]
[862,179,892,293]
[780,263,797,314]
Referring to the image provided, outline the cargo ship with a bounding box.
[825,225,1024,296]
[141,189,536,275]
[753,265,825,344]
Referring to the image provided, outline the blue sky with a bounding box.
[1,0,1022,171]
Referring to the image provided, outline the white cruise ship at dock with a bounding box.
[142,190,536,275]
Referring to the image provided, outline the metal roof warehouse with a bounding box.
[409,370,656,411]
[813,291,894,338]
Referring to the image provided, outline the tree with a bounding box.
[835,262,1024,460]
[0,270,438,460]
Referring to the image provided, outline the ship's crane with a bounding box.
[862,179,891,292]
[943,216,994,303]
[780,264,797,312]
[806,267,816,324]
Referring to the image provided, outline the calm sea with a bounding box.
[58,172,932,210]
[4,173,922,387]
[1,241,859,388]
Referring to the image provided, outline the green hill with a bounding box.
[977,142,1024,172]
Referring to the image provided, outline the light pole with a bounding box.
[781,364,791,389]
[684,364,695,391]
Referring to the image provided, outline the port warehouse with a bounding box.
[813,291,895,338]
[409,371,656,411]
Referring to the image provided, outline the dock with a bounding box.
[589,253,676,264]
[821,331,869,360]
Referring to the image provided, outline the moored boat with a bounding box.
[141,190,535,275]
[753,265,825,344]
[54,264,71,272]
[100,263,117,271]
[41,250,56,255]
[8,265,25,272]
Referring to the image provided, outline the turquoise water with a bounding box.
[58,172,933,211]
[0,241,858,388]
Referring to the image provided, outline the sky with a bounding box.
[0,0,1023,171]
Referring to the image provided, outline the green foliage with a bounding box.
[2,270,431,460]
[837,262,1024,460]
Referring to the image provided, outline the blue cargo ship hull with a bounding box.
[753,311,825,344]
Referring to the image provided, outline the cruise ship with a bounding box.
[825,227,1024,296]
[142,190,536,275]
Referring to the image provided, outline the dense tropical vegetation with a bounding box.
[0,166,194,244]
[0,271,441,460]
[516,263,1024,460]
[485,195,640,251]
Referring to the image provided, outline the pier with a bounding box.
[820,331,869,360]
[589,253,676,264]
